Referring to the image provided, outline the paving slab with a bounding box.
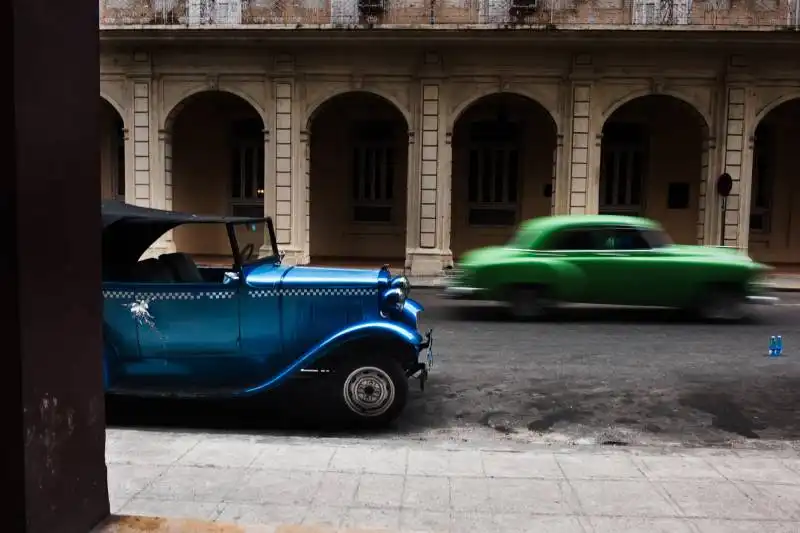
[101,428,800,532]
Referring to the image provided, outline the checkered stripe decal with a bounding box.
[103,290,236,301]
[103,290,135,300]
[249,289,278,298]
[104,287,379,300]
[249,287,379,299]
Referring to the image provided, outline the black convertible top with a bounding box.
[101,200,268,227]
[101,200,277,268]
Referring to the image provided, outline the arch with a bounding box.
[448,89,559,131]
[601,90,712,131]
[305,89,411,130]
[449,90,559,259]
[751,93,800,137]
[162,87,267,131]
[100,92,126,126]
[307,89,410,266]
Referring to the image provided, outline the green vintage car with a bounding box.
[443,214,778,320]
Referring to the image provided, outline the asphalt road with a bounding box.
[108,291,800,448]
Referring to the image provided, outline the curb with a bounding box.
[95,515,393,532]
[408,279,800,293]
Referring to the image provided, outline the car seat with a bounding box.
[131,258,175,283]
[159,253,205,283]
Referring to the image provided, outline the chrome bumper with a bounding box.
[441,286,484,299]
[746,294,779,305]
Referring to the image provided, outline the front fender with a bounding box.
[241,320,423,396]
[399,298,423,329]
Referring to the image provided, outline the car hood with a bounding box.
[245,263,384,287]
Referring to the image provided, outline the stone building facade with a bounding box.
[100,0,800,274]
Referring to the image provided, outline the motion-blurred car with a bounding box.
[443,214,777,321]
[102,201,433,426]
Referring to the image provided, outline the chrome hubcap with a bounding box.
[342,366,395,417]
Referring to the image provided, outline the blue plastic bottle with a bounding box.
[769,336,777,357]
[777,335,783,357]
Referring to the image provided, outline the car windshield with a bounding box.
[508,228,541,249]
[232,220,279,264]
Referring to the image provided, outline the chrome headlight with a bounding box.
[381,287,406,316]
[390,275,410,295]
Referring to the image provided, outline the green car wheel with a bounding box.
[506,285,551,321]
[693,285,749,322]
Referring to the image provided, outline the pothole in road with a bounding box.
[680,392,765,439]
[526,407,585,432]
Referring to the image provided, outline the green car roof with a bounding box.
[513,214,664,248]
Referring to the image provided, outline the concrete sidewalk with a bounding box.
[99,429,800,532]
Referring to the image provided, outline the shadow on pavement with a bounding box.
[439,304,766,325]
[106,382,442,437]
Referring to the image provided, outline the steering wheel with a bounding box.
[240,243,256,262]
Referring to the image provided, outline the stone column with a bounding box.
[715,86,752,248]
[568,84,593,214]
[552,79,571,215]
[697,136,719,245]
[273,80,295,261]
[4,0,109,529]
[131,79,152,208]
[137,76,173,258]
[406,81,453,276]
[270,79,307,264]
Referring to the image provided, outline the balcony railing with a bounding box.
[100,0,800,29]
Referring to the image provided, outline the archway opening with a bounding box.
[451,93,557,259]
[599,94,708,244]
[167,91,266,265]
[100,98,125,201]
[308,91,409,269]
[748,98,800,266]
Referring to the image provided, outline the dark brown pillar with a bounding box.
[4,0,109,531]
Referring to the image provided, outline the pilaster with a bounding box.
[553,79,571,215]
[717,86,752,248]
[131,80,152,208]
[569,84,592,214]
[407,68,453,276]
[698,136,719,245]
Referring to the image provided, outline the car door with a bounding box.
[102,283,141,388]
[133,271,242,389]
[588,226,660,306]
[542,226,651,305]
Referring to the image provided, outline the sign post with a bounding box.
[716,173,733,246]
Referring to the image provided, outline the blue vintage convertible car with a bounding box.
[102,201,433,425]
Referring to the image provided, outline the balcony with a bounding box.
[99,0,799,29]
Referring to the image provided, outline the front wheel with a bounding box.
[692,285,750,322]
[506,285,551,321]
[334,354,409,427]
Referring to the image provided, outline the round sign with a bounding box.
[716,173,733,197]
